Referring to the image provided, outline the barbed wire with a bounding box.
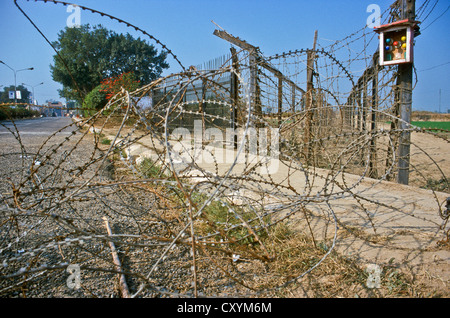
[1,0,448,298]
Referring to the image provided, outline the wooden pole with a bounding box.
[200,77,207,142]
[249,52,263,129]
[213,29,304,95]
[356,83,362,132]
[369,64,378,178]
[278,76,283,127]
[249,53,257,116]
[361,75,368,165]
[230,47,239,149]
[291,83,296,114]
[362,76,368,133]
[396,0,415,185]
[303,30,318,164]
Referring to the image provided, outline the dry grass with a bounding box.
[235,221,447,298]
[106,121,448,298]
[411,111,450,122]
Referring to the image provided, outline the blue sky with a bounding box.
[0,0,449,112]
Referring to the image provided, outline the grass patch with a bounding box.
[136,158,270,246]
[138,157,170,179]
[191,192,269,245]
[387,120,450,139]
[421,177,449,192]
[100,138,111,145]
[411,121,450,131]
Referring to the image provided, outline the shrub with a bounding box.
[0,106,39,120]
[82,84,108,117]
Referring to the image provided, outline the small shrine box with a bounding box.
[374,19,419,66]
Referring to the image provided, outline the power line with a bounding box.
[417,0,432,17]
[421,4,450,31]
[419,0,439,23]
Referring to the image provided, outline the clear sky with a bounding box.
[0,0,449,112]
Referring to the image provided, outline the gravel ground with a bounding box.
[1,117,448,298]
[0,120,277,298]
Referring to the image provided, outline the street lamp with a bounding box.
[0,60,34,107]
[22,82,44,105]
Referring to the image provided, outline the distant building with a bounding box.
[46,101,64,117]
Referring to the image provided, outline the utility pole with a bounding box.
[0,60,33,107]
[396,0,415,185]
[22,81,44,106]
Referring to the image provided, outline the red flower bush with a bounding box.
[100,72,140,100]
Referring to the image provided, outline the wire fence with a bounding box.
[0,0,449,298]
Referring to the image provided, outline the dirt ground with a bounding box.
[97,117,449,297]
[1,116,447,298]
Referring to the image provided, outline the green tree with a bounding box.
[50,24,169,104]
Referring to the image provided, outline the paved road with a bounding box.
[0,117,76,136]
